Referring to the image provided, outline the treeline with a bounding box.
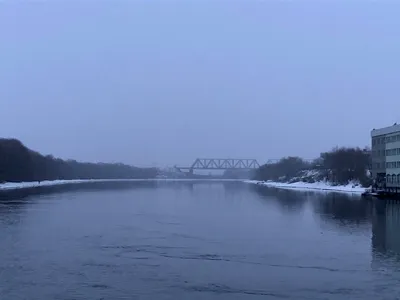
[0,138,158,183]
[254,147,371,186]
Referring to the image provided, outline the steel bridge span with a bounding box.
[174,158,316,174]
[175,158,260,174]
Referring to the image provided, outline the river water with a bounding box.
[1,181,400,299]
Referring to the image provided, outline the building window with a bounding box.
[388,175,392,183]
[398,174,400,184]
[393,174,397,183]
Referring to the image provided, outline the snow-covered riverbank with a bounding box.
[0,178,242,191]
[245,180,367,194]
[0,179,134,191]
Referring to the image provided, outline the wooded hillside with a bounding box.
[0,138,157,183]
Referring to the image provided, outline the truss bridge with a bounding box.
[175,158,260,173]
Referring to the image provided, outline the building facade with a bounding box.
[371,124,400,188]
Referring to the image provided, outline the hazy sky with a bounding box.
[1,1,399,167]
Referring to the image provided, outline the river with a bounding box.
[0,181,399,299]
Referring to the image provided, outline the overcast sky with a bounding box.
[1,1,399,167]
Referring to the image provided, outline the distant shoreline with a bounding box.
[0,178,367,197]
[0,178,243,191]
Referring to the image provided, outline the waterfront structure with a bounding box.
[371,123,400,189]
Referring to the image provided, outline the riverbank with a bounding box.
[246,180,367,194]
[0,178,368,194]
[0,179,128,190]
[0,178,243,191]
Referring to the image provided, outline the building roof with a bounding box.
[371,123,400,137]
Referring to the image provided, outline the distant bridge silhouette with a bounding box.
[174,158,317,174]
[175,158,260,174]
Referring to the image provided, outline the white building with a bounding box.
[371,124,400,188]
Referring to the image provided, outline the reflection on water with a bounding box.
[0,180,159,201]
[254,185,400,266]
[372,201,400,260]
[2,182,400,299]
[253,186,308,213]
[311,192,373,233]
